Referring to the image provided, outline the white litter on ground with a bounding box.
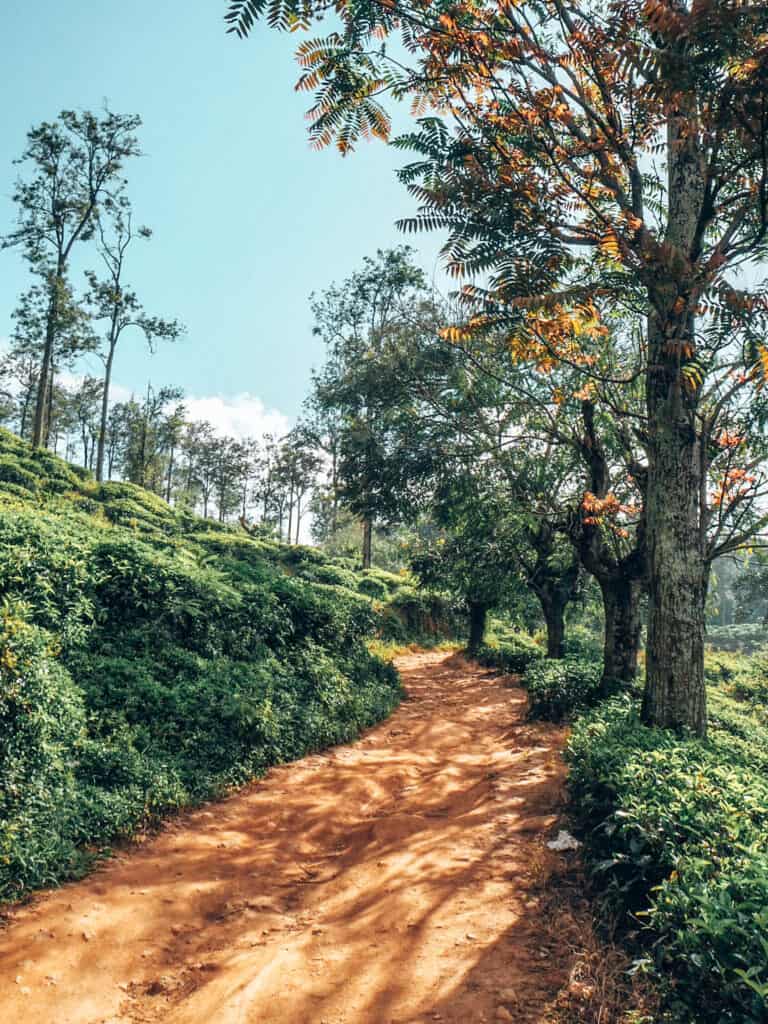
[546,830,581,852]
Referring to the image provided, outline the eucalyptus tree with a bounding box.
[103,402,130,480]
[0,349,39,439]
[160,400,187,503]
[3,109,141,448]
[302,396,344,538]
[282,427,323,543]
[85,200,183,481]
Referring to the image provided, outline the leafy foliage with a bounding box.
[523,657,605,722]
[566,656,768,1023]
[473,631,544,676]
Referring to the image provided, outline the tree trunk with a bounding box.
[643,408,708,733]
[287,481,294,544]
[362,517,373,569]
[468,601,489,653]
[43,362,56,448]
[541,596,566,659]
[96,346,116,483]
[600,576,642,689]
[331,448,338,534]
[640,98,709,736]
[19,388,32,439]
[165,444,175,504]
[32,278,60,448]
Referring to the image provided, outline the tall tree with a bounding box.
[233,1,768,734]
[3,109,141,447]
[85,201,183,481]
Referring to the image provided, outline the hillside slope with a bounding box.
[0,430,455,902]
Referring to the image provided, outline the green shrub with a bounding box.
[0,455,39,492]
[384,589,459,640]
[310,564,360,591]
[523,656,603,720]
[280,544,326,568]
[0,610,86,900]
[0,508,96,649]
[562,624,603,660]
[0,482,38,500]
[0,428,453,905]
[475,632,544,674]
[357,574,388,599]
[707,623,768,654]
[566,698,768,1023]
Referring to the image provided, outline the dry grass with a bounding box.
[367,638,463,662]
[532,849,661,1024]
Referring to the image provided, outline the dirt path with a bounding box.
[0,652,590,1024]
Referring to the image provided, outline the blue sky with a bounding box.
[0,1,441,433]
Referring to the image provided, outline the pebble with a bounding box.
[497,988,518,1004]
[495,1008,514,1022]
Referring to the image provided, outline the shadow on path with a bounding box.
[0,651,594,1024]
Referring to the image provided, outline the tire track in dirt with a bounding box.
[0,651,586,1024]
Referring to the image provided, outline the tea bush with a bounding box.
[707,623,767,654]
[566,692,768,1023]
[0,455,39,491]
[474,631,544,675]
[523,656,604,721]
[561,624,603,661]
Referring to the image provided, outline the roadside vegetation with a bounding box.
[0,428,458,902]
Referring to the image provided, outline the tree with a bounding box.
[160,400,188,503]
[103,402,130,480]
[211,436,251,522]
[410,479,550,653]
[7,280,97,442]
[303,397,344,537]
[85,200,183,481]
[280,427,322,543]
[311,247,429,567]
[69,376,104,469]
[0,348,41,439]
[3,109,141,448]
[233,1,768,734]
[121,384,184,492]
[310,250,588,653]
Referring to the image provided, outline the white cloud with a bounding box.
[182,392,291,442]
